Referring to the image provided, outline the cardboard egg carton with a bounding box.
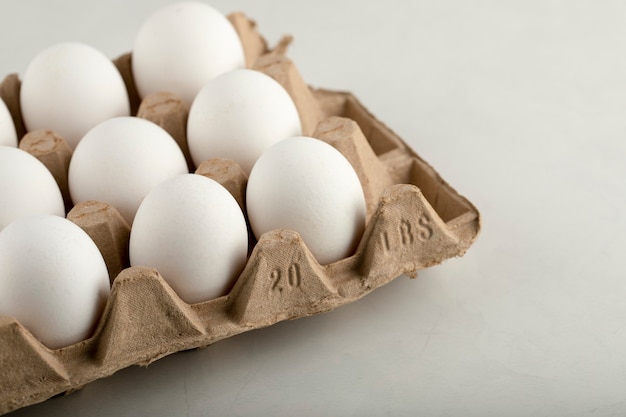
[0,12,480,414]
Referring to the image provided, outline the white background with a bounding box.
[2,1,626,416]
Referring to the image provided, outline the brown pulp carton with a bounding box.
[0,12,481,414]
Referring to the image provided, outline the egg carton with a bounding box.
[0,12,481,415]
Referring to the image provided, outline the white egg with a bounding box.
[130,174,248,304]
[247,136,367,265]
[0,98,17,147]
[0,215,110,349]
[187,69,302,174]
[20,42,130,149]
[132,1,245,105]
[0,146,65,230]
[68,117,188,225]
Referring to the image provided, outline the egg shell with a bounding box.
[187,69,302,174]
[132,1,245,105]
[194,158,248,211]
[20,42,130,149]
[129,174,248,304]
[0,98,17,147]
[68,117,188,225]
[0,215,110,349]
[247,136,367,265]
[0,146,65,230]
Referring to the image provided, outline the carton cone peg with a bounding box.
[0,317,71,411]
[254,52,324,136]
[227,12,268,67]
[194,158,248,211]
[0,73,26,139]
[112,53,141,115]
[19,130,73,212]
[67,201,131,284]
[195,158,256,253]
[93,267,206,368]
[137,92,193,171]
[313,116,394,218]
[228,229,338,325]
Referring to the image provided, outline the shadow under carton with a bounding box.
[0,12,480,415]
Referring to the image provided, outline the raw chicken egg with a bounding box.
[130,174,248,304]
[20,42,130,149]
[0,146,65,230]
[0,98,17,147]
[0,215,110,349]
[68,117,188,225]
[187,69,302,174]
[247,136,367,265]
[132,1,245,105]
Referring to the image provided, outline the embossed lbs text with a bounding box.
[382,214,433,251]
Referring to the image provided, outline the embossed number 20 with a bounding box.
[270,263,302,293]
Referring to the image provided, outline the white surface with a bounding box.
[2,1,625,416]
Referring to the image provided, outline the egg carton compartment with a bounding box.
[0,12,480,415]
